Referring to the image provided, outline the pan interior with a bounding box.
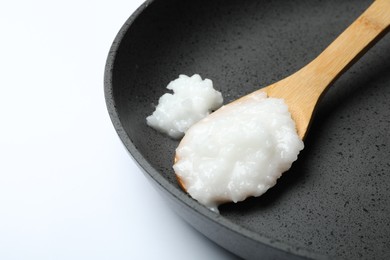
[111,0,390,258]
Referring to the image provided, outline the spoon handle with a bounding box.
[264,0,390,139]
[307,0,390,89]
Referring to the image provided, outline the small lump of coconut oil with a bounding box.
[146,74,223,139]
[173,91,304,212]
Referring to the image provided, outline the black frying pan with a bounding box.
[104,0,390,259]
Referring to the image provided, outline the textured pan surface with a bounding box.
[105,0,390,259]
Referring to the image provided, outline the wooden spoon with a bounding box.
[175,0,390,191]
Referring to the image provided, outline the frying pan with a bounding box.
[104,0,390,258]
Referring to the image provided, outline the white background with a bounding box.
[0,1,238,259]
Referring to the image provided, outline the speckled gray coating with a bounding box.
[104,0,390,259]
